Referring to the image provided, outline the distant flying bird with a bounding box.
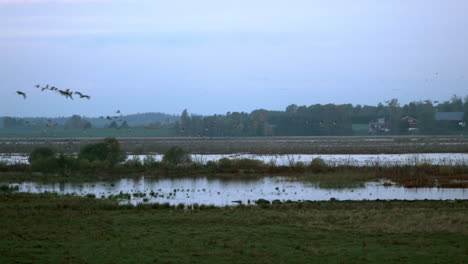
[35,84,40,88]
[116,110,121,114]
[16,91,26,99]
[58,89,73,99]
[74,91,91,99]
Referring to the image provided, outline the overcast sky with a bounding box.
[1,0,467,117]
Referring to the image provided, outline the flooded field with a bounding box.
[5,176,467,206]
[1,152,467,166]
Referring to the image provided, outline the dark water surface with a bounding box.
[6,176,467,206]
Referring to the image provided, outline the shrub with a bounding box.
[218,158,233,169]
[78,138,126,165]
[30,157,59,172]
[0,161,7,172]
[205,160,217,169]
[309,157,328,173]
[162,146,191,165]
[56,153,77,170]
[143,155,159,168]
[124,156,143,168]
[234,158,264,169]
[417,163,433,174]
[0,184,19,193]
[294,161,306,172]
[28,147,56,164]
[438,165,454,175]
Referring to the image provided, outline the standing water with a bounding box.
[1,153,468,166]
[6,176,467,206]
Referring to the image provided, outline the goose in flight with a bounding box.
[74,91,91,99]
[16,91,26,99]
[58,89,73,99]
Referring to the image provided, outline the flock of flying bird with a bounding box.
[16,84,91,100]
[16,85,125,131]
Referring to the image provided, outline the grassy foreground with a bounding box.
[0,194,467,264]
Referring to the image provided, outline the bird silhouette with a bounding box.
[16,91,26,99]
[74,91,91,99]
[35,84,40,88]
[58,89,73,99]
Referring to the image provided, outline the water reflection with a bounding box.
[7,176,467,206]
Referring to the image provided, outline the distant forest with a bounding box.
[2,96,468,136]
[0,112,179,129]
[176,96,468,136]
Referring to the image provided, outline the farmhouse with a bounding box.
[368,117,390,134]
[401,116,418,131]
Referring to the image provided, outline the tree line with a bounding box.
[2,95,468,136]
[175,96,468,136]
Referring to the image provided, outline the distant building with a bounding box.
[435,112,465,127]
[401,116,418,131]
[369,117,390,134]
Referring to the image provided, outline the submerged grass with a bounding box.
[291,172,376,189]
[2,154,468,189]
[0,193,467,264]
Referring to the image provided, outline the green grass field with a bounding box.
[0,193,466,264]
[352,123,369,131]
